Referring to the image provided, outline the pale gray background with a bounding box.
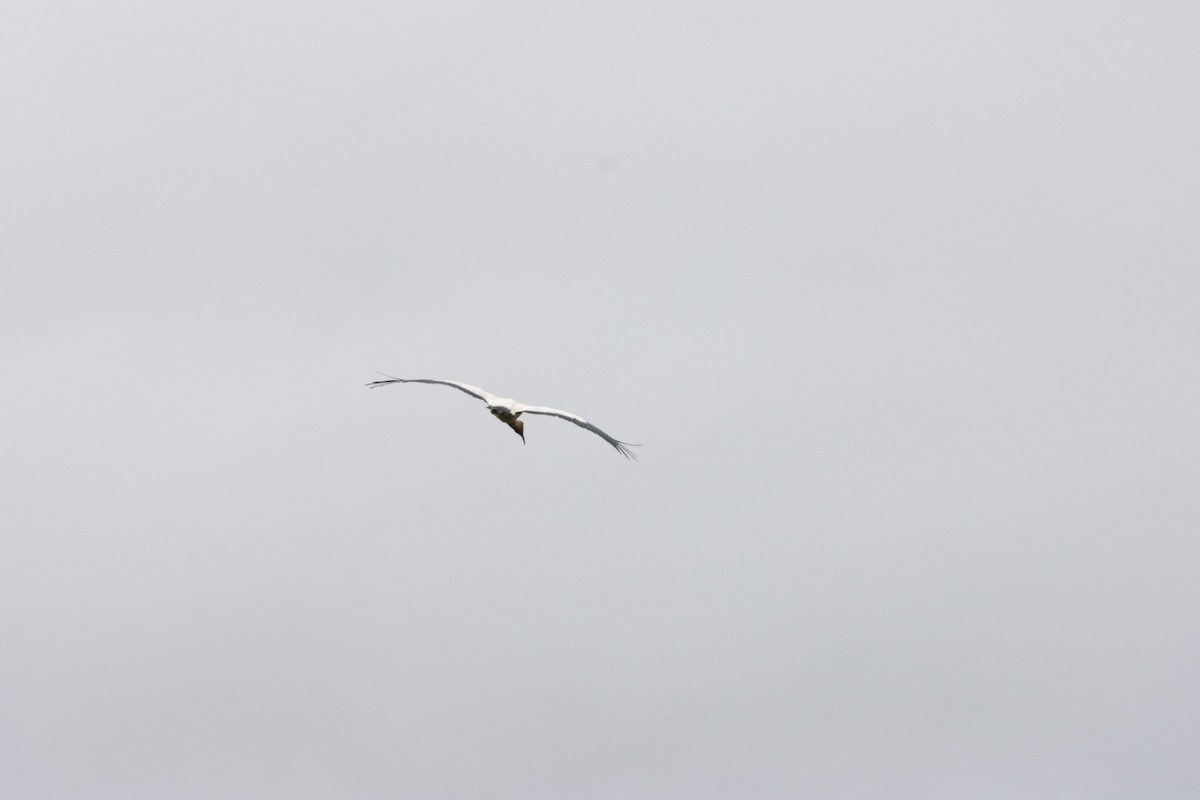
[3,1,1198,797]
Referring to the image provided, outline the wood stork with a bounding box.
[367,374,639,459]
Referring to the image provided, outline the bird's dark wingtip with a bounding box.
[367,371,401,389]
[614,441,640,460]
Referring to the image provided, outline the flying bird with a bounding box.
[367,374,640,459]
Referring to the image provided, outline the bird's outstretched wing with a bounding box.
[366,374,500,405]
[513,403,640,459]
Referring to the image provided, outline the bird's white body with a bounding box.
[367,375,639,459]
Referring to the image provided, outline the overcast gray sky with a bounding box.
[3,1,1199,797]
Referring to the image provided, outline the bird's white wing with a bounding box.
[366,374,500,405]
[513,403,640,459]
